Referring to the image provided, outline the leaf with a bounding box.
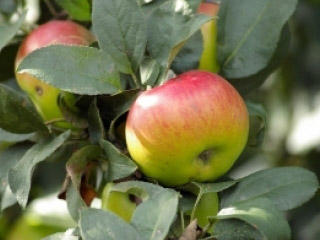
[147,0,211,68]
[181,180,238,195]
[216,198,291,240]
[42,232,79,240]
[221,167,319,211]
[0,11,26,51]
[66,145,102,187]
[140,57,160,86]
[1,186,17,212]
[0,84,48,134]
[55,0,91,21]
[212,219,263,240]
[8,131,70,208]
[87,99,105,144]
[98,89,140,122]
[80,208,141,240]
[171,30,203,75]
[92,0,147,74]
[17,45,121,95]
[246,101,266,147]
[0,143,31,194]
[217,0,297,79]
[0,0,17,13]
[229,25,291,95]
[113,181,180,240]
[66,182,87,221]
[0,128,34,143]
[100,140,137,181]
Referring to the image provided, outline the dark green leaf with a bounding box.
[88,99,105,144]
[55,0,91,21]
[0,128,34,143]
[100,140,137,181]
[140,57,160,86]
[216,198,291,240]
[8,131,70,208]
[171,30,203,74]
[222,167,319,211]
[229,25,291,95]
[147,0,211,68]
[0,84,48,134]
[17,45,121,95]
[80,208,141,240]
[246,101,266,147]
[218,0,297,79]
[0,143,31,194]
[92,0,147,74]
[0,11,26,51]
[66,182,87,221]
[213,219,263,240]
[66,145,102,187]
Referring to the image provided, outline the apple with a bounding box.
[198,2,220,73]
[193,192,219,229]
[15,20,95,128]
[101,183,136,222]
[126,71,249,186]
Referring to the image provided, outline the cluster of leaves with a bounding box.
[0,0,319,240]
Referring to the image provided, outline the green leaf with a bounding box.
[216,198,291,240]
[42,232,79,240]
[213,219,264,240]
[181,180,238,195]
[140,57,160,87]
[147,0,211,68]
[1,186,17,212]
[66,145,102,187]
[229,25,291,95]
[217,0,297,79]
[98,89,140,122]
[92,0,147,74]
[8,131,70,208]
[17,45,121,95]
[100,140,137,181]
[0,84,48,134]
[0,128,34,143]
[87,99,105,145]
[171,30,203,74]
[55,0,91,21]
[66,182,87,221]
[246,101,267,147]
[0,0,17,13]
[113,181,180,240]
[222,167,319,211]
[0,11,26,51]
[80,208,141,240]
[0,143,31,194]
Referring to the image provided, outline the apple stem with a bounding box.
[190,191,202,223]
[131,72,141,88]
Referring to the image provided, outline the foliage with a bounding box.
[0,0,318,239]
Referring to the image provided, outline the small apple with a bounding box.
[15,20,95,128]
[101,183,136,222]
[198,2,220,73]
[193,192,219,229]
[126,71,249,186]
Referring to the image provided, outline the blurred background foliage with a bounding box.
[0,0,320,239]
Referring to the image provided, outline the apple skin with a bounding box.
[126,71,249,186]
[15,20,95,128]
[101,183,136,222]
[198,2,220,73]
[193,192,219,229]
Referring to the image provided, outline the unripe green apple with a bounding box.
[193,192,219,229]
[198,2,220,73]
[15,20,95,128]
[101,183,136,222]
[126,71,249,186]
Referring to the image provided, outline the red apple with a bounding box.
[125,71,249,186]
[198,2,220,73]
[15,20,95,128]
